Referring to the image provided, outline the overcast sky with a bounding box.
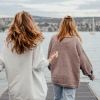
[0,0,100,18]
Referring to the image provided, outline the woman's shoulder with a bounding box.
[73,36,81,43]
[34,41,43,50]
[50,34,58,41]
[0,42,8,57]
[51,34,57,38]
[1,42,8,50]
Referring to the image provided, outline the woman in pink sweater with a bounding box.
[48,16,95,100]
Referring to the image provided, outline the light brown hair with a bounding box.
[6,11,44,54]
[57,16,82,42]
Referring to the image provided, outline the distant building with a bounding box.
[0,16,100,32]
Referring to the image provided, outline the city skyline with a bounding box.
[0,0,100,18]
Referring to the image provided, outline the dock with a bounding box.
[0,82,98,100]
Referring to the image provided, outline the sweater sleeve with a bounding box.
[47,36,54,70]
[32,42,49,70]
[0,59,5,72]
[0,46,5,72]
[76,38,94,80]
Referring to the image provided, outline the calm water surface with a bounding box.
[0,32,100,97]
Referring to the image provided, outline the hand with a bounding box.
[89,74,95,81]
[49,51,58,63]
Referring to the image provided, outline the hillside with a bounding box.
[0,16,100,32]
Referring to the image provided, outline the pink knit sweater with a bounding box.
[48,35,94,88]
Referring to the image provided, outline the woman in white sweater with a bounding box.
[0,11,58,100]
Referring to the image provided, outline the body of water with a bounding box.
[0,32,100,98]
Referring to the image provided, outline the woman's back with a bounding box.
[48,34,93,88]
[2,43,33,82]
[1,42,48,100]
[48,35,81,88]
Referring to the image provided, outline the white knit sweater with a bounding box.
[0,42,49,100]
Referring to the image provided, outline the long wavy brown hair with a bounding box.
[6,11,44,54]
[57,16,82,42]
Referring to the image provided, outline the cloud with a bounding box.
[0,0,67,4]
[0,0,31,3]
[78,0,100,10]
[22,4,76,12]
[0,0,97,4]
[0,3,42,17]
[0,0,100,18]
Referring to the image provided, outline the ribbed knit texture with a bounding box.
[48,35,94,88]
[0,42,49,100]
